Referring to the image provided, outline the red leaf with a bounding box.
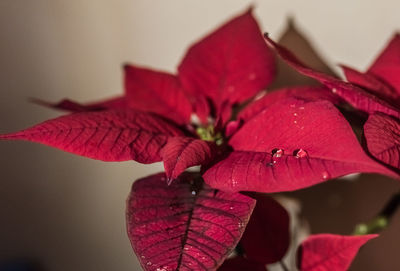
[0,109,183,163]
[264,34,400,119]
[124,65,193,125]
[364,113,400,169]
[218,257,267,271]
[241,195,290,264]
[340,65,398,102]
[238,86,341,122]
[178,8,275,115]
[126,172,256,271]
[203,98,396,193]
[297,234,377,271]
[31,96,127,112]
[161,137,216,182]
[225,120,242,138]
[368,34,400,94]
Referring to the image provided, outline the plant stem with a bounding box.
[354,191,400,235]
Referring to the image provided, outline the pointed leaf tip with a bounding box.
[178,9,276,114]
[161,137,216,181]
[0,109,183,163]
[298,234,378,271]
[204,98,396,193]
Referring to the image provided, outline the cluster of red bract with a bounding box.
[1,7,399,271]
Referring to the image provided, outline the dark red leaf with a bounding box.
[364,113,400,169]
[297,234,377,271]
[124,65,193,125]
[218,257,267,271]
[239,86,341,122]
[31,96,127,112]
[203,98,396,193]
[0,109,183,163]
[240,195,290,264]
[178,8,275,115]
[264,34,400,119]
[368,34,400,94]
[161,137,216,182]
[126,172,256,271]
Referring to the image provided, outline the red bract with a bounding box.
[341,35,400,170]
[0,7,397,270]
[265,33,400,171]
[364,113,400,169]
[126,172,255,271]
[203,98,395,192]
[0,110,183,163]
[264,34,400,119]
[0,9,277,183]
[240,195,290,264]
[297,234,377,271]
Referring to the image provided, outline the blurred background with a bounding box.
[1,0,400,270]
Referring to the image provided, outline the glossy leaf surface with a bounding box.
[204,98,395,192]
[0,109,183,163]
[127,172,255,271]
[238,86,341,122]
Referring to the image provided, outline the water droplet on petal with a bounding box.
[147,261,152,266]
[294,149,308,158]
[294,120,298,124]
[332,88,337,93]
[231,178,238,187]
[294,112,298,116]
[229,206,234,210]
[141,255,146,259]
[299,106,305,110]
[322,171,330,180]
[191,190,197,196]
[272,148,284,158]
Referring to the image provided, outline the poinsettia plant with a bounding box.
[1,7,400,271]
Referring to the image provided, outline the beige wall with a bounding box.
[0,1,400,270]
